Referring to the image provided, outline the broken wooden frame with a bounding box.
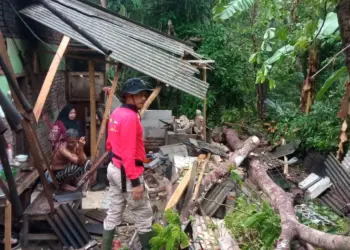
[33,35,70,122]
[0,32,56,211]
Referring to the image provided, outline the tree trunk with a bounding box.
[300,47,318,113]
[225,130,350,249]
[100,0,107,8]
[336,0,350,159]
[338,0,350,74]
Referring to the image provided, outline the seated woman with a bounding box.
[49,104,83,153]
[51,129,90,191]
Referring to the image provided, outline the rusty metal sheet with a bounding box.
[20,0,210,99]
[47,203,91,248]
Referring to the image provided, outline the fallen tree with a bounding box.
[225,129,350,250]
[185,131,261,220]
[249,157,350,250]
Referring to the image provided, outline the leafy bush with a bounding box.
[225,195,281,249]
[150,210,189,250]
[266,80,345,152]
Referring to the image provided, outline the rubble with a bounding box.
[192,215,239,250]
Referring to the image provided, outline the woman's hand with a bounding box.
[78,137,86,147]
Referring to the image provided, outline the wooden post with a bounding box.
[203,67,207,141]
[89,61,97,162]
[4,200,11,250]
[33,35,70,122]
[0,33,55,211]
[93,65,121,159]
[140,84,163,117]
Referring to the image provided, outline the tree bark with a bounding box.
[224,130,350,250]
[185,135,260,221]
[301,47,318,113]
[338,0,350,75]
[336,1,350,160]
[100,0,107,8]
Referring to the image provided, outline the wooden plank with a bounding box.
[93,65,121,159]
[89,60,97,162]
[140,85,162,117]
[165,164,195,210]
[4,200,11,250]
[180,160,199,221]
[33,35,70,122]
[203,67,207,141]
[192,153,211,202]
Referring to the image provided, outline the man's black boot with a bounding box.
[138,230,155,250]
[102,228,115,250]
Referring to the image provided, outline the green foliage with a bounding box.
[267,97,343,152]
[225,195,281,249]
[315,12,339,39]
[150,210,190,250]
[213,0,256,20]
[176,23,256,126]
[316,66,348,100]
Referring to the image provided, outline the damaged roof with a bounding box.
[20,0,210,99]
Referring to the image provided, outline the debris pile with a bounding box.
[139,120,350,250]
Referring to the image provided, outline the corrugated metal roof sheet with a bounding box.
[20,0,209,99]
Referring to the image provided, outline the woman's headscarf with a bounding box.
[57,104,81,134]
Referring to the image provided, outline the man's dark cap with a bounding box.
[121,78,153,96]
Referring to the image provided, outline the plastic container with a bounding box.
[0,168,18,181]
[15,155,28,162]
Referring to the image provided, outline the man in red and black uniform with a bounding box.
[102,78,154,250]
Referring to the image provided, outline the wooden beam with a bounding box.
[140,84,162,117]
[33,51,39,74]
[203,67,207,141]
[192,153,211,201]
[93,65,121,159]
[187,60,215,64]
[4,200,11,250]
[42,51,119,66]
[89,60,97,162]
[165,164,195,210]
[33,35,70,122]
[180,159,199,221]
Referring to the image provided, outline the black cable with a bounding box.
[6,0,106,88]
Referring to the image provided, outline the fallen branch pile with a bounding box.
[225,129,350,250]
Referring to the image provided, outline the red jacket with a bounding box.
[106,104,146,186]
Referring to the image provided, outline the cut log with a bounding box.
[224,128,244,151]
[200,136,260,190]
[185,135,260,220]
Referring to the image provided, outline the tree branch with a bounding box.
[224,129,350,250]
[311,44,350,79]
